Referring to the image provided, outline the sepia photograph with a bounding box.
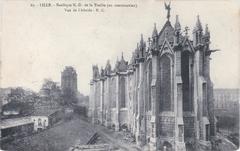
[0,0,239,151]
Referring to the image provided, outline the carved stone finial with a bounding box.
[175,15,181,30]
[152,23,158,38]
[148,37,152,46]
[205,24,210,35]
[184,26,190,36]
[195,15,202,31]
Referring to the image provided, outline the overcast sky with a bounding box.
[1,0,240,95]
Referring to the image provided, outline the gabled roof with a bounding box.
[182,37,195,53]
[159,39,174,56]
[158,21,175,45]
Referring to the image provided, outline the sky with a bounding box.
[1,0,240,95]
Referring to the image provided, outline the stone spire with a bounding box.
[152,23,158,38]
[135,43,139,59]
[100,66,105,77]
[194,15,203,32]
[92,65,100,79]
[140,34,144,46]
[105,60,111,75]
[203,24,211,47]
[114,57,120,72]
[193,15,203,46]
[205,24,210,37]
[174,15,181,31]
[173,15,182,45]
[139,34,146,58]
[121,52,124,60]
[118,52,128,72]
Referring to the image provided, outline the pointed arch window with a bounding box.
[196,32,199,44]
[202,83,207,116]
[159,54,172,112]
[120,76,126,108]
[146,61,152,111]
[111,77,116,108]
[182,51,193,112]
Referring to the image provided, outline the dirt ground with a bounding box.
[2,115,238,151]
[2,115,96,151]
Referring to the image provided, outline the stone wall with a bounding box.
[89,13,215,151]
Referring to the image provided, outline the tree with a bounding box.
[40,79,62,108]
[61,88,78,106]
[7,87,25,102]
[3,87,36,116]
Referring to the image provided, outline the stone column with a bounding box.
[100,79,104,124]
[194,50,201,141]
[149,54,158,151]
[126,73,131,129]
[105,77,111,127]
[89,82,93,118]
[205,53,216,137]
[92,81,97,124]
[133,70,137,135]
[174,50,186,151]
[175,50,183,118]
[115,74,120,131]
[135,65,140,143]
[138,61,146,145]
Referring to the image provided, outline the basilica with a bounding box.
[89,4,216,151]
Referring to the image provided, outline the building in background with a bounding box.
[61,66,78,95]
[214,88,239,115]
[89,4,216,151]
[214,88,239,146]
[61,67,78,105]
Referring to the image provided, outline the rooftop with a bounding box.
[32,108,61,116]
[0,116,33,129]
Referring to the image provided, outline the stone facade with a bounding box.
[89,6,215,151]
[61,66,78,95]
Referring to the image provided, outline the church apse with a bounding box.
[89,2,216,151]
